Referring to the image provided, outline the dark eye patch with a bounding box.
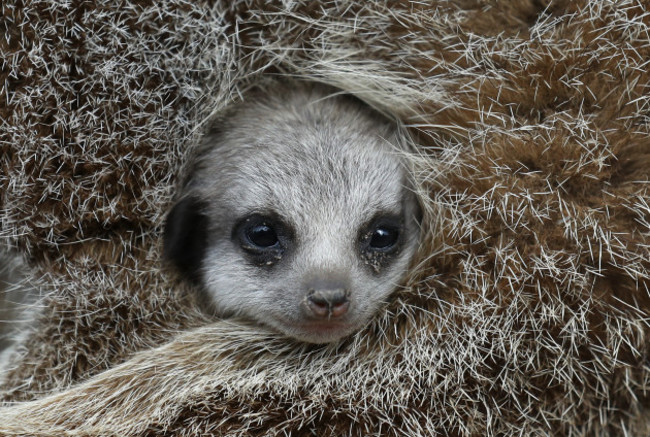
[163,196,209,282]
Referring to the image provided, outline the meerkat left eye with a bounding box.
[369,226,399,249]
[360,215,402,256]
[359,217,402,273]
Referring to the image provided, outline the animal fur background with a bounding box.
[1,0,649,435]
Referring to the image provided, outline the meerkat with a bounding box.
[164,81,420,344]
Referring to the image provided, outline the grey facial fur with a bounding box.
[164,82,420,343]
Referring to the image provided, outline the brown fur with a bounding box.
[0,0,649,435]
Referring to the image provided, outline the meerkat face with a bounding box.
[164,83,420,343]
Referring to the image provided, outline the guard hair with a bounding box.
[0,249,39,375]
[0,1,649,436]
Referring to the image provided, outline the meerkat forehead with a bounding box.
[194,83,407,233]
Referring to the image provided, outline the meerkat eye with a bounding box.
[368,226,399,249]
[360,215,402,255]
[358,216,403,274]
[246,224,279,248]
[234,214,290,266]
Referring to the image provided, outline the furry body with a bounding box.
[1,1,649,435]
[0,251,37,378]
[164,83,420,343]
[0,251,23,354]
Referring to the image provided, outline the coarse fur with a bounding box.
[0,1,649,436]
[163,82,420,343]
[0,250,38,375]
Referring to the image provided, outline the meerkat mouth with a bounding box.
[297,321,351,331]
[280,319,359,343]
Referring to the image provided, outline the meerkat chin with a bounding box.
[163,81,420,344]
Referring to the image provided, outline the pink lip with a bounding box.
[292,321,358,340]
[270,317,358,342]
[297,322,350,332]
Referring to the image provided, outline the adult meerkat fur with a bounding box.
[0,250,38,376]
[164,81,420,344]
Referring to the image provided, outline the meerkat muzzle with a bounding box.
[306,288,350,318]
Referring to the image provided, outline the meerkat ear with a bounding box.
[163,196,208,281]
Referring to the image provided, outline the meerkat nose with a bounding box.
[306,287,350,318]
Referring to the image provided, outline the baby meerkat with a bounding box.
[164,81,420,343]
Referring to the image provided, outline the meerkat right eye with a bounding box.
[234,214,289,266]
[246,224,279,248]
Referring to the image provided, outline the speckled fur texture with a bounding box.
[0,0,649,436]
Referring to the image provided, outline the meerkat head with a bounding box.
[164,82,420,343]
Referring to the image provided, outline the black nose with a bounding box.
[306,287,350,318]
